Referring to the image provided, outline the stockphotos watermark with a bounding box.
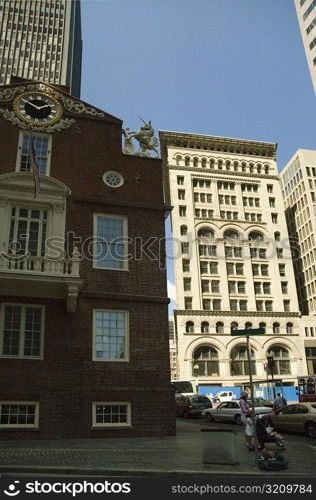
[0,232,302,269]
[3,480,131,497]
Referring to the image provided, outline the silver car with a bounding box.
[202,400,272,425]
[269,403,316,438]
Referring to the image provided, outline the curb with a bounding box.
[0,466,314,477]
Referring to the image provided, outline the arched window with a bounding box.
[231,345,256,376]
[231,321,238,332]
[201,158,207,168]
[198,228,215,240]
[176,155,182,166]
[224,229,239,240]
[274,232,281,242]
[273,322,280,334]
[257,165,262,174]
[286,322,293,334]
[193,346,219,376]
[267,346,291,375]
[201,321,209,333]
[193,157,199,167]
[259,322,266,331]
[216,321,224,334]
[245,322,252,330]
[249,231,264,242]
[265,166,269,175]
[185,156,190,166]
[180,225,188,236]
[185,321,194,333]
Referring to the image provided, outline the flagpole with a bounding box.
[28,126,40,199]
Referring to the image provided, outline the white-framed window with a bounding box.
[92,402,131,427]
[93,309,129,361]
[0,401,39,428]
[94,214,128,270]
[16,131,52,175]
[8,206,48,257]
[0,304,44,358]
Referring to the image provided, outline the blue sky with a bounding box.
[80,0,316,311]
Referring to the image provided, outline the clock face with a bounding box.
[13,92,62,127]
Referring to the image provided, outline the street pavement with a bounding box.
[0,419,315,477]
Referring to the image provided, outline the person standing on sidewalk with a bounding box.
[239,391,255,451]
[273,392,287,412]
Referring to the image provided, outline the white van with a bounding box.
[171,380,197,398]
[214,391,235,403]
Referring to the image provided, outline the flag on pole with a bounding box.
[28,133,40,198]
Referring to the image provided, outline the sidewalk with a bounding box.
[0,420,315,477]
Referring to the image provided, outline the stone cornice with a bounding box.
[174,310,301,318]
[167,165,280,181]
[159,131,277,159]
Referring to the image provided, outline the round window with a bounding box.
[103,171,124,188]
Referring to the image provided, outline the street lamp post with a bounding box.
[193,364,199,393]
[267,354,276,399]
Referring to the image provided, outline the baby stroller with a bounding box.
[256,414,285,451]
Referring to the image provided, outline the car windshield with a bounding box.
[172,381,194,393]
[191,397,210,403]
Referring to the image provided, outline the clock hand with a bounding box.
[24,101,41,110]
[37,104,51,110]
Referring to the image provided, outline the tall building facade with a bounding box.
[160,131,309,391]
[294,0,316,94]
[280,150,316,375]
[0,0,82,97]
[0,79,174,439]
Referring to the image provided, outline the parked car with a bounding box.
[213,391,235,403]
[269,403,316,438]
[202,400,272,425]
[251,397,274,408]
[175,395,212,418]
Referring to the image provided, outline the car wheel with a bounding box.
[305,422,316,438]
[206,413,214,422]
[234,414,242,425]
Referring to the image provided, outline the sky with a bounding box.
[80,0,316,312]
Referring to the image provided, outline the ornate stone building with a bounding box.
[160,130,309,391]
[0,79,174,439]
[281,149,316,374]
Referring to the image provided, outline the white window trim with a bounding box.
[0,303,45,359]
[93,213,128,271]
[0,401,39,428]
[92,402,131,428]
[93,309,129,362]
[15,130,52,176]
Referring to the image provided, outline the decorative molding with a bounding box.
[175,310,301,318]
[0,82,105,122]
[194,216,267,226]
[53,203,64,213]
[159,131,277,159]
[67,284,81,313]
[0,172,71,196]
[168,165,279,181]
[59,95,104,118]
[0,108,75,133]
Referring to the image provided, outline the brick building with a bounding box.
[0,79,175,439]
